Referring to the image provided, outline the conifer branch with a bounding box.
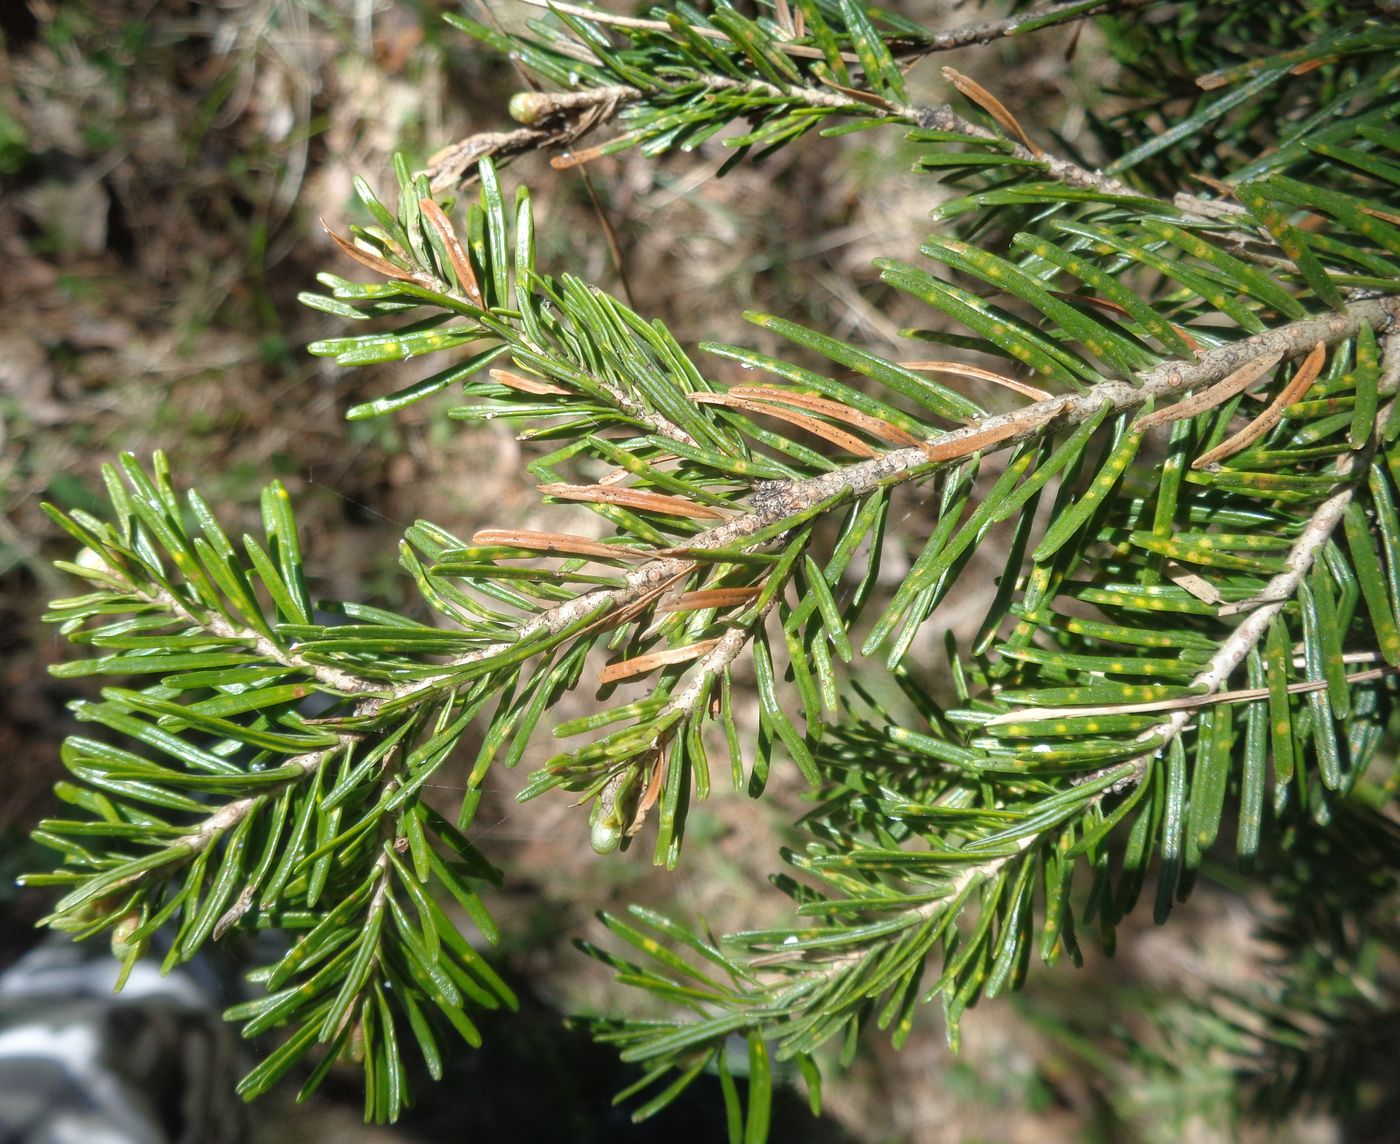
[512,0,1156,61]
[425,75,885,191]
[575,294,1400,1072]
[909,101,1139,197]
[172,744,346,856]
[30,2,1400,1128]
[369,293,1400,716]
[1109,474,1367,787]
[324,216,701,447]
[430,4,1217,221]
[131,571,375,697]
[766,439,1386,970]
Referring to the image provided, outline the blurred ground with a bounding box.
[0,2,1384,1142]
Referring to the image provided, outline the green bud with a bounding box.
[509,92,550,125]
[588,768,641,855]
[110,910,146,962]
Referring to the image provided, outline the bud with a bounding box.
[110,910,146,962]
[508,91,552,125]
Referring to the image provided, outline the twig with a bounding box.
[380,294,1400,708]
[422,73,882,190]
[764,318,1399,974]
[426,125,569,191]
[172,744,345,856]
[425,67,1225,222]
[1133,350,1283,433]
[899,0,1158,58]
[1104,472,1362,789]
[1191,341,1327,468]
[325,220,700,449]
[592,596,782,841]
[83,301,1399,921]
[134,578,370,695]
[751,826,1043,971]
[909,101,1160,203]
[1083,337,1400,789]
[75,741,350,918]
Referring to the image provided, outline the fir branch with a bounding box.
[332,293,1400,735]
[426,62,1247,234]
[576,295,1400,1088]
[429,7,1219,220]
[511,0,1158,62]
[172,744,345,857]
[31,4,1400,1128]
[1112,469,1369,784]
[424,65,1151,198]
[424,74,888,192]
[321,217,702,448]
[768,447,1384,960]
[123,565,373,697]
